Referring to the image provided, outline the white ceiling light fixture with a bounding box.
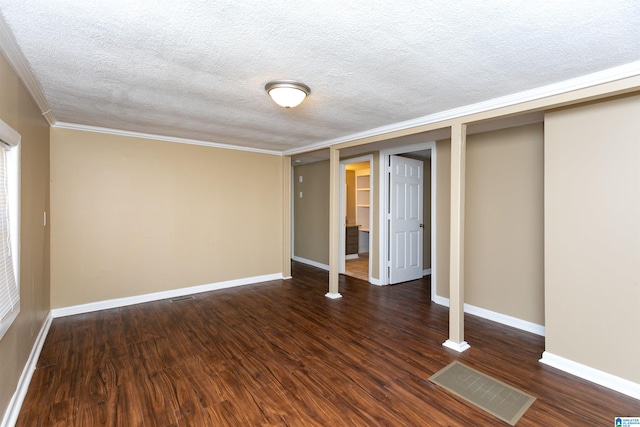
[265,80,310,108]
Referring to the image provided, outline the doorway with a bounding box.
[340,155,372,282]
[380,142,435,292]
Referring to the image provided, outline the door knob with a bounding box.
[419,223,424,228]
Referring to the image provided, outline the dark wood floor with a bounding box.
[18,261,640,426]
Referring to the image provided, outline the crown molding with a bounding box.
[2,4,638,158]
[53,122,283,155]
[284,60,640,156]
[0,14,55,126]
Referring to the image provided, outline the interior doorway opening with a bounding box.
[380,142,435,293]
[340,155,372,282]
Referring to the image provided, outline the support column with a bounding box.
[326,146,342,299]
[282,156,292,279]
[443,123,470,352]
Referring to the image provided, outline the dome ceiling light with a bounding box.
[265,80,310,108]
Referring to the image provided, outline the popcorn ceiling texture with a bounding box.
[0,0,639,152]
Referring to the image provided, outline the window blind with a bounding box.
[0,122,19,340]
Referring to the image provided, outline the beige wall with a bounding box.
[435,124,544,326]
[50,128,283,308]
[293,154,380,281]
[293,160,330,265]
[545,94,640,383]
[0,54,50,419]
[465,124,544,324]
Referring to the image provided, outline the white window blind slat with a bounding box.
[0,137,19,340]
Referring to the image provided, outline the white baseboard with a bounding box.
[345,254,359,260]
[540,351,640,400]
[51,273,284,318]
[423,268,432,276]
[1,312,52,427]
[431,296,545,337]
[432,294,449,307]
[368,277,383,286]
[291,256,329,271]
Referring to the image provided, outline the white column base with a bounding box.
[325,292,343,299]
[443,339,470,353]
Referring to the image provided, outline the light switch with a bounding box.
[299,192,303,198]
[299,176,303,183]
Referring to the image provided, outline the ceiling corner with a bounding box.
[0,11,55,126]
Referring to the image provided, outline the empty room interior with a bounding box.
[1,2,639,426]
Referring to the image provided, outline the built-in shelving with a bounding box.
[356,170,370,233]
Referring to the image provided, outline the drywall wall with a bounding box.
[0,53,50,422]
[545,94,640,383]
[50,127,283,308]
[465,123,544,325]
[435,124,544,326]
[293,160,330,265]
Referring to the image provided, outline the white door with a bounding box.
[389,155,423,284]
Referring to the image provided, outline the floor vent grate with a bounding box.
[429,361,536,425]
[170,295,195,303]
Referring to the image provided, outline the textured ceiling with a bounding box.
[0,1,639,153]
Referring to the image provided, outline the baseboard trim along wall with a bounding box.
[51,273,284,318]
[432,295,546,337]
[540,351,640,401]
[291,256,329,271]
[1,313,53,427]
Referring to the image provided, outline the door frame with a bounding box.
[379,141,436,296]
[339,155,373,279]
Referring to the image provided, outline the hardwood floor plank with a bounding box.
[16,261,640,426]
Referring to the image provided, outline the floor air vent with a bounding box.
[170,295,195,303]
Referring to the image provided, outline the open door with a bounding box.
[389,155,423,284]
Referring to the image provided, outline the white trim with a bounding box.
[283,60,640,156]
[540,351,640,401]
[53,122,282,156]
[345,254,359,260]
[291,256,330,271]
[443,339,470,353]
[1,312,52,427]
[0,15,55,126]
[324,292,343,300]
[290,164,295,267]
[51,273,284,318]
[423,268,432,276]
[0,120,20,148]
[429,146,437,302]
[432,294,449,307]
[379,141,436,287]
[368,277,383,286]
[464,303,545,337]
[432,297,545,337]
